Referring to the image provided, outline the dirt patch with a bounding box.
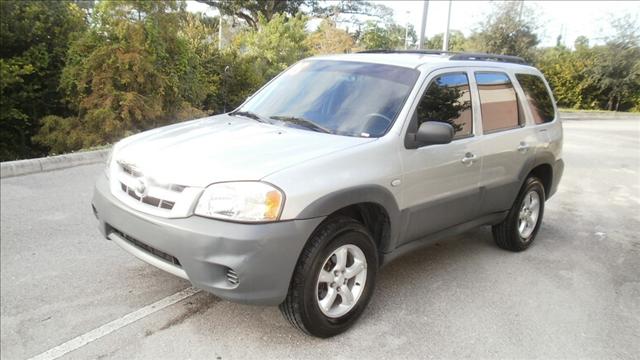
[144,294,219,337]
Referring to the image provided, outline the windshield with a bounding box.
[236,60,420,137]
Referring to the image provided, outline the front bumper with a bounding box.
[92,174,324,305]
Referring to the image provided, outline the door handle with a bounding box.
[461,152,477,165]
[517,142,530,153]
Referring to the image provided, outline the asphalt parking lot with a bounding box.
[1,117,639,359]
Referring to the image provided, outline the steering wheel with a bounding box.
[363,113,393,136]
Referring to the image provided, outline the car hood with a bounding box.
[113,114,375,188]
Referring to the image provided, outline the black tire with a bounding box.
[492,177,546,252]
[279,216,378,338]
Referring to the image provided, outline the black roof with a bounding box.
[357,49,528,65]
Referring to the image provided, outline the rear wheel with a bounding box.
[492,177,545,251]
[279,216,377,337]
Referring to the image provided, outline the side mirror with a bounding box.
[414,121,454,146]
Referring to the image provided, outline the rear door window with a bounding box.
[515,73,555,124]
[415,72,473,139]
[475,72,520,133]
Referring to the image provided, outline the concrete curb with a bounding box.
[560,111,640,120]
[1,148,110,179]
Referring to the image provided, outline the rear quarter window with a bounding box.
[475,72,520,133]
[515,74,556,124]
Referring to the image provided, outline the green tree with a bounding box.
[214,48,264,112]
[312,0,393,29]
[387,23,416,49]
[535,16,639,112]
[197,0,306,29]
[590,15,640,111]
[358,21,412,50]
[359,22,390,49]
[180,12,222,111]
[236,13,309,81]
[574,36,590,50]
[535,45,599,109]
[198,0,393,32]
[0,1,86,161]
[306,19,354,55]
[34,0,207,153]
[424,30,468,51]
[467,1,540,60]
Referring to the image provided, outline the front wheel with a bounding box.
[492,177,546,252]
[279,216,378,337]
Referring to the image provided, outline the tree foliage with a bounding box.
[590,15,640,111]
[359,21,413,50]
[536,15,640,111]
[0,1,86,160]
[535,45,599,109]
[35,1,208,153]
[236,13,309,81]
[466,1,540,60]
[312,0,393,29]
[196,0,306,29]
[198,0,393,31]
[424,30,468,51]
[306,19,354,55]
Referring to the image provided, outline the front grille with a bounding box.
[121,163,143,178]
[112,160,194,217]
[120,182,176,210]
[111,227,181,267]
[119,163,185,192]
[116,160,183,211]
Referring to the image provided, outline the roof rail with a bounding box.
[449,53,527,64]
[358,49,456,56]
[357,49,528,65]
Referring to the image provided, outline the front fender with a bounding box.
[296,185,402,252]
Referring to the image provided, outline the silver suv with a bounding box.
[92,50,564,337]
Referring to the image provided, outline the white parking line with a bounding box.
[28,287,202,360]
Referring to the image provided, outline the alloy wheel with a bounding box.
[316,244,368,318]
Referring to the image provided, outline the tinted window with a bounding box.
[239,60,420,137]
[516,73,555,124]
[475,72,520,133]
[415,72,473,139]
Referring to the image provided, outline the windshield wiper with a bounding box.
[269,115,332,134]
[229,110,270,123]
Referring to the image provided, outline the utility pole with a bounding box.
[218,14,223,50]
[442,0,452,51]
[518,0,524,21]
[417,1,429,50]
[404,11,410,49]
[404,25,409,49]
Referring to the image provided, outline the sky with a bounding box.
[187,0,640,49]
[382,1,640,48]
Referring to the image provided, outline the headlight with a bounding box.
[194,182,284,222]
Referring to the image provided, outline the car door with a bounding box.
[471,69,538,215]
[398,69,483,246]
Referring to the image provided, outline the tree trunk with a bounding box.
[236,12,257,29]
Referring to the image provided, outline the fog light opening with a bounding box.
[226,268,239,286]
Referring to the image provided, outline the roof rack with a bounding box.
[357,49,528,65]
